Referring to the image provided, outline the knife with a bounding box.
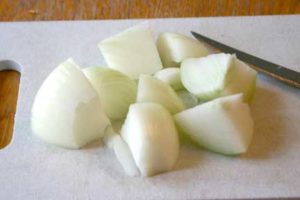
[191,31,300,88]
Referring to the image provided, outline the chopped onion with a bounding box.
[223,58,257,102]
[113,134,140,176]
[31,59,110,149]
[137,74,184,114]
[154,67,183,90]
[31,22,259,177]
[83,67,137,120]
[181,53,257,101]
[103,126,140,176]
[99,23,163,79]
[157,32,208,67]
[174,94,254,155]
[176,90,198,109]
[181,53,234,101]
[121,103,179,176]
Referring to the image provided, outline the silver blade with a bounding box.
[191,31,300,88]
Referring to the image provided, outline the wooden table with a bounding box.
[0,0,299,148]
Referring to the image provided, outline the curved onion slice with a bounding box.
[157,32,208,67]
[99,23,162,79]
[103,126,140,176]
[174,94,254,155]
[181,53,234,101]
[83,67,137,120]
[154,67,183,90]
[137,75,184,114]
[121,103,179,176]
[181,53,257,101]
[31,58,110,149]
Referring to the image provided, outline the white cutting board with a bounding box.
[0,16,300,200]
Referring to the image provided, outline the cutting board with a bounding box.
[0,16,300,200]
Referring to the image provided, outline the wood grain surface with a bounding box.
[0,0,299,148]
[0,0,299,21]
[0,71,20,148]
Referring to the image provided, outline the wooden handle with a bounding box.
[0,70,20,149]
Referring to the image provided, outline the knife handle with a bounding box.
[249,64,300,88]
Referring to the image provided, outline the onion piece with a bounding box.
[154,67,183,90]
[157,32,209,67]
[83,67,137,120]
[174,94,254,155]
[103,126,140,176]
[31,58,110,149]
[99,23,163,79]
[121,103,179,176]
[181,53,234,101]
[137,74,184,114]
[223,58,257,102]
[113,134,140,177]
[181,53,257,102]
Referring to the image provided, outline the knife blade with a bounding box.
[191,31,300,88]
